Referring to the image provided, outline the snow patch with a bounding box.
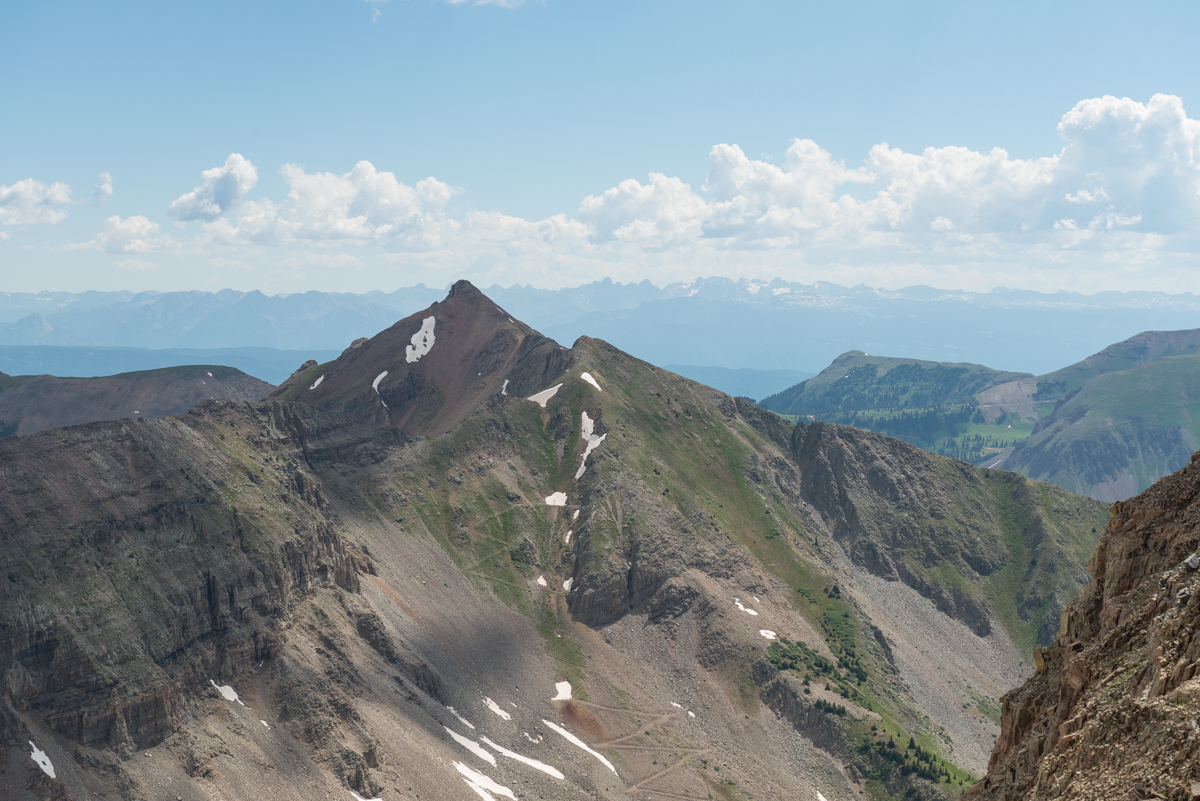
[687,710,695,718]
[670,702,683,708]
[574,411,607,480]
[405,316,436,363]
[564,530,572,544]
[562,577,574,592]
[349,792,382,801]
[500,379,509,396]
[483,697,512,721]
[542,719,617,775]
[445,727,496,765]
[551,681,572,701]
[448,706,476,730]
[453,761,516,801]
[536,575,547,587]
[29,741,54,778]
[545,492,567,506]
[481,737,564,780]
[759,630,777,640]
[734,598,759,616]
[260,720,270,728]
[210,679,245,705]
[523,732,543,744]
[372,370,387,392]
[206,371,213,376]
[572,510,580,521]
[818,793,828,801]
[309,375,324,390]
[527,383,563,408]
[580,372,602,392]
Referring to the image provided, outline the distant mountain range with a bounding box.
[5,278,1200,377]
[760,329,1200,501]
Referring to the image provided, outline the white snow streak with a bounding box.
[734,598,759,616]
[818,793,828,801]
[210,679,245,705]
[572,510,580,521]
[448,706,476,730]
[261,719,270,728]
[445,727,496,765]
[405,316,436,363]
[545,492,568,506]
[759,630,777,640]
[484,697,512,721]
[206,371,213,377]
[453,761,516,801]
[542,719,617,775]
[574,411,607,480]
[580,372,602,392]
[670,702,683,708]
[309,375,324,390]
[29,741,54,778]
[500,379,509,395]
[687,710,695,718]
[372,371,387,391]
[536,575,547,587]
[349,791,382,801]
[551,681,572,701]
[562,577,574,592]
[564,530,572,544]
[527,383,563,408]
[480,737,565,780]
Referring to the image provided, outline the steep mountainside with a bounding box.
[760,352,1026,415]
[0,282,1105,801]
[759,353,1030,464]
[0,365,272,437]
[966,453,1200,801]
[998,354,1200,502]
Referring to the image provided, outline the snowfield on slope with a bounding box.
[406,316,436,363]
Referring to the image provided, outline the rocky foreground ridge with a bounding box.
[968,454,1200,799]
[0,282,1107,801]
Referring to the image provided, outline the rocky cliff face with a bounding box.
[967,453,1200,800]
[0,283,1108,801]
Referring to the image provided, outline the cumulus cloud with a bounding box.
[168,153,258,221]
[72,93,1200,292]
[85,215,168,253]
[0,178,72,227]
[94,172,113,205]
[204,160,459,246]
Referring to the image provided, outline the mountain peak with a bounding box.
[270,282,572,435]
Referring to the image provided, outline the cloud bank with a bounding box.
[59,93,1200,290]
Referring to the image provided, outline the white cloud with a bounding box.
[0,178,72,227]
[115,258,158,272]
[168,153,258,221]
[83,215,169,253]
[204,160,459,246]
[67,94,1200,292]
[94,172,113,204]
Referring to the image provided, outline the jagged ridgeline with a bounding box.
[0,281,1106,801]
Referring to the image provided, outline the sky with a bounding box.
[3,0,1200,295]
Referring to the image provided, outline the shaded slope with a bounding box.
[966,452,1200,801]
[0,364,272,437]
[0,282,1106,801]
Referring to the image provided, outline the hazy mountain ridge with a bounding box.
[0,282,1107,801]
[6,278,1200,375]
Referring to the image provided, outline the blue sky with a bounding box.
[3,0,1200,294]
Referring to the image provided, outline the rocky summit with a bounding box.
[0,282,1108,801]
